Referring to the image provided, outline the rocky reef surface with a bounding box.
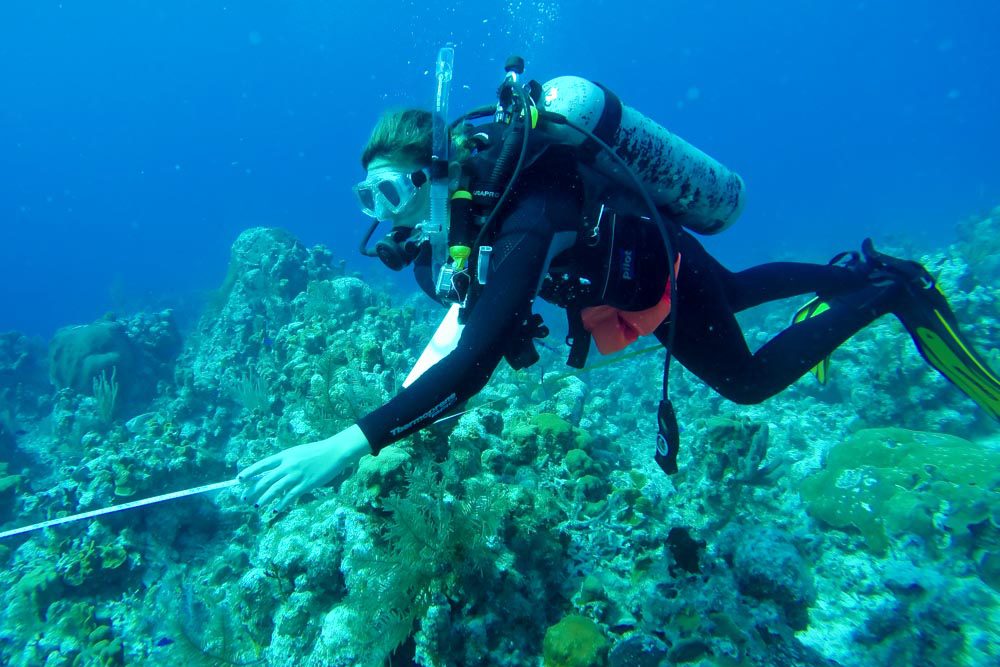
[0,211,998,666]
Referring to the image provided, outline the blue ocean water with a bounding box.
[1,0,997,337]
[3,4,1000,665]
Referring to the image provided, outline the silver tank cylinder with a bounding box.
[539,76,746,234]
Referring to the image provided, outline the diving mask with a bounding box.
[353,168,429,220]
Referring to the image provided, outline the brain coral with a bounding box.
[800,428,1000,560]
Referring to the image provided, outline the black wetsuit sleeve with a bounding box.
[357,156,582,453]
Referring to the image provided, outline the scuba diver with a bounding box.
[241,52,1000,512]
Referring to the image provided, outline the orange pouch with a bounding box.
[581,253,681,355]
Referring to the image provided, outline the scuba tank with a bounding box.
[449,72,746,252]
[537,76,745,235]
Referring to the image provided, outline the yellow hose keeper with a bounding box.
[449,190,474,270]
[449,245,471,270]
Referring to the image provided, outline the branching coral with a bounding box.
[342,465,516,662]
[92,367,119,426]
[149,573,267,667]
[228,368,270,414]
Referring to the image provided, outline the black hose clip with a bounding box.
[655,398,680,475]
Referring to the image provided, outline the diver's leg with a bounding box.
[664,233,1000,414]
[723,262,868,312]
[660,237,896,404]
[674,229,868,313]
[663,288,895,404]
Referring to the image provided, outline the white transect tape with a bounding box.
[0,479,239,540]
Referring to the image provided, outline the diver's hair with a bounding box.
[360,109,433,169]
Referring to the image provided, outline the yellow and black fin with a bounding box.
[897,284,1000,421]
[791,297,833,384]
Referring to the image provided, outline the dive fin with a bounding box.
[791,297,833,384]
[861,238,1000,420]
[895,284,1000,421]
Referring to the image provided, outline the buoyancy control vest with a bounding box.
[435,60,746,370]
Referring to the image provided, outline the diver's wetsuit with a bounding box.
[357,149,882,453]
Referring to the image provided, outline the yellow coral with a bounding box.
[543,614,609,667]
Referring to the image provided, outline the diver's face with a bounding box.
[364,157,430,230]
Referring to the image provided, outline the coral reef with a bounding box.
[49,311,181,413]
[0,218,998,666]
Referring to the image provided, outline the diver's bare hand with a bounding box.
[239,425,372,513]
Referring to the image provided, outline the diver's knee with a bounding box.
[711,381,771,405]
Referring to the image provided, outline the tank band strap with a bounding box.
[580,82,623,163]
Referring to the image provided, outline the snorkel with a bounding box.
[425,44,455,284]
